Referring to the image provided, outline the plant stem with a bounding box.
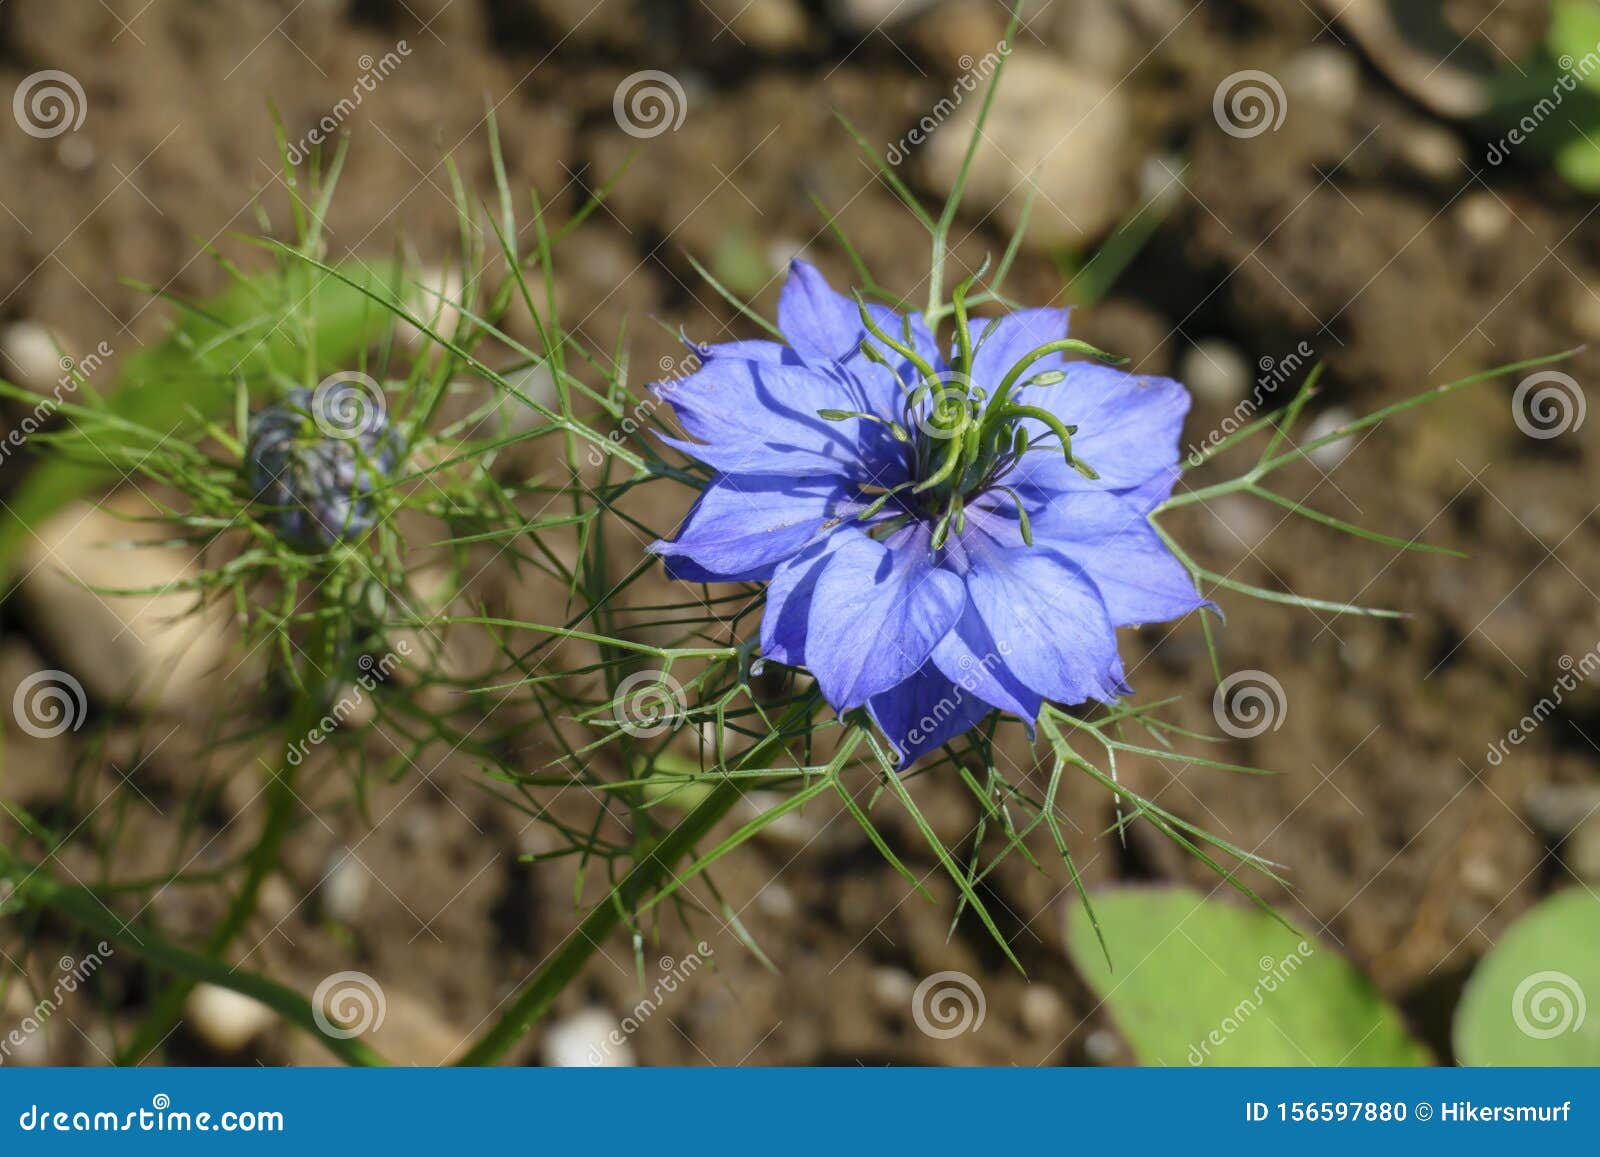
[13,868,387,1066]
[457,694,821,1066]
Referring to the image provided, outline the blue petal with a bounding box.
[1008,363,1190,492]
[803,526,966,710]
[656,357,906,482]
[968,309,1072,391]
[777,260,943,408]
[694,339,803,366]
[930,602,1042,722]
[1027,489,1208,627]
[760,533,849,667]
[961,535,1128,706]
[650,474,851,583]
[867,664,994,767]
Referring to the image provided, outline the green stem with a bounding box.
[457,695,821,1066]
[117,703,312,1063]
[12,868,387,1066]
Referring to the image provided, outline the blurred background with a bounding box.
[1,0,1597,1065]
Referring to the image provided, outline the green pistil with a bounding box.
[818,290,1130,546]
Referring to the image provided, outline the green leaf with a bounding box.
[1064,886,1429,1066]
[1454,888,1600,1065]
[1550,1,1600,97]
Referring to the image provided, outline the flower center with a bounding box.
[818,286,1115,549]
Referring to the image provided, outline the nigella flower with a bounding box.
[246,384,399,551]
[649,261,1206,765]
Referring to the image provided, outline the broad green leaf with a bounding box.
[1064,886,1429,1066]
[1550,1,1600,97]
[1454,888,1600,1065]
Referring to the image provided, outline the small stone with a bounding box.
[1459,855,1502,895]
[1084,1026,1126,1066]
[1139,153,1186,215]
[1204,494,1274,553]
[1569,817,1600,884]
[921,51,1136,249]
[1179,340,1252,407]
[1394,123,1463,182]
[1286,46,1361,114]
[1456,191,1512,245]
[870,966,916,1009]
[699,0,811,51]
[542,1008,634,1067]
[57,135,95,171]
[185,984,277,1053]
[756,881,797,919]
[1564,284,1600,342]
[320,852,370,924]
[1304,408,1356,468]
[1525,783,1600,840]
[1,322,63,388]
[827,0,939,33]
[1020,985,1065,1035]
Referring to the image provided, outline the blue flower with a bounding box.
[247,384,400,551]
[650,260,1205,765]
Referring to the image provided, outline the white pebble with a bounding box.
[1179,339,1252,406]
[542,1008,634,1067]
[320,852,370,924]
[185,984,277,1053]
